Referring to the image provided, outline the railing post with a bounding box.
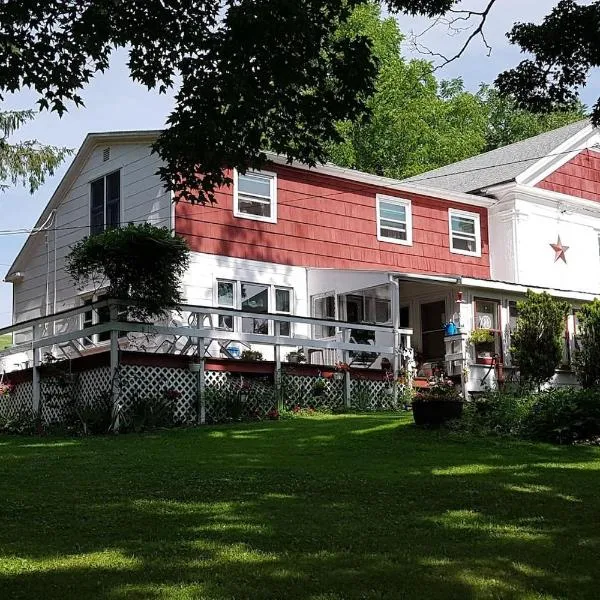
[196,336,206,424]
[342,328,351,410]
[109,301,120,432]
[274,321,282,412]
[31,324,41,420]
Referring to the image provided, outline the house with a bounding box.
[2,119,600,395]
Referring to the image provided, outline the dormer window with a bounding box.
[233,169,277,223]
[90,170,121,235]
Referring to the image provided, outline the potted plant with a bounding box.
[240,349,263,361]
[468,329,495,365]
[411,381,463,426]
[333,361,350,380]
[286,348,306,363]
[312,377,327,397]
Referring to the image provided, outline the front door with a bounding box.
[420,300,446,362]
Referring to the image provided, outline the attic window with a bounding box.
[102,147,111,162]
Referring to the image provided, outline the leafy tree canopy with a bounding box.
[65,224,190,322]
[327,4,585,179]
[0,1,594,202]
[0,110,71,192]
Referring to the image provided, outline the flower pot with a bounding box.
[412,400,463,426]
[476,356,494,366]
[188,362,202,372]
[333,372,345,381]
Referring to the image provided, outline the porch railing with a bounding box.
[0,299,413,425]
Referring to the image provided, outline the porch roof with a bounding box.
[307,268,598,301]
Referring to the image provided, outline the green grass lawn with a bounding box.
[1,414,599,599]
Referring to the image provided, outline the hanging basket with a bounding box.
[188,362,202,373]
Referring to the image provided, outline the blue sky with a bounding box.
[1,1,598,326]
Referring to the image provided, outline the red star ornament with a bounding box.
[550,236,569,263]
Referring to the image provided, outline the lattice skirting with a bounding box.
[1,365,401,428]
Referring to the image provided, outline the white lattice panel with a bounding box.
[281,375,345,410]
[119,365,197,423]
[0,380,33,420]
[351,377,399,411]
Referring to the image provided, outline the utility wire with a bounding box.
[0,143,595,239]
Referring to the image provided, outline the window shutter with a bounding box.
[90,178,105,235]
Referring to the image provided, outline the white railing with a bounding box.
[0,299,413,369]
[0,299,413,427]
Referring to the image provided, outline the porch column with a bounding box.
[31,324,41,419]
[109,301,121,432]
[389,275,401,406]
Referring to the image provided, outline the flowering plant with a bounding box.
[334,361,350,372]
[162,388,182,401]
[0,382,13,396]
[266,408,280,420]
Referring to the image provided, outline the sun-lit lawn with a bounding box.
[1,414,599,599]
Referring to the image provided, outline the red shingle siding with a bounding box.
[536,149,600,201]
[175,164,490,278]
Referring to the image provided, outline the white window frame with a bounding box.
[448,208,481,257]
[376,195,412,246]
[213,280,293,336]
[215,279,236,331]
[233,168,278,224]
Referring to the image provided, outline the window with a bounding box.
[376,195,412,245]
[313,294,336,338]
[241,283,269,334]
[275,287,292,337]
[474,299,499,331]
[233,169,277,223]
[449,209,481,256]
[216,280,235,330]
[90,170,121,235]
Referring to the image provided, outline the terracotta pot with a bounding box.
[476,356,494,366]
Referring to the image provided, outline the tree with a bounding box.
[65,224,190,322]
[573,300,600,388]
[0,1,595,203]
[327,4,585,180]
[477,85,586,153]
[511,291,570,390]
[0,110,70,192]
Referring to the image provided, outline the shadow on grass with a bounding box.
[1,415,599,599]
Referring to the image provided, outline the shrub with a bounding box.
[574,299,600,388]
[523,387,600,445]
[511,291,569,389]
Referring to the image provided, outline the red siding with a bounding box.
[536,149,600,202]
[175,164,490,279]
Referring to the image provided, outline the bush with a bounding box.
[524,388,600,444]
[574,299,600,388]
[451,387,600,445]
[511,291,569,388]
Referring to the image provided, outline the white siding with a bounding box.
[12,142,171,324]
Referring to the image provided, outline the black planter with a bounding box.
[412,400,463,426]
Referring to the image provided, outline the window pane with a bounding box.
[451,215,475,235]
[475,300,498,330]
[275,289,290,313]
[238,173,271,197]
[238,197,271,217]
[380,202,406,221]
[90,178,105,235]
[242,283,269,335]
[219,315,234,330]
[241,284,268,313]
[277,321,291,337]
[452,236,476,252]
[105,171,120,229]
[380,225,407,241]
[313,295,335,338]
[217,281,234,307]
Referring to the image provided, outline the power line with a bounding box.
[0,143,595,240]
